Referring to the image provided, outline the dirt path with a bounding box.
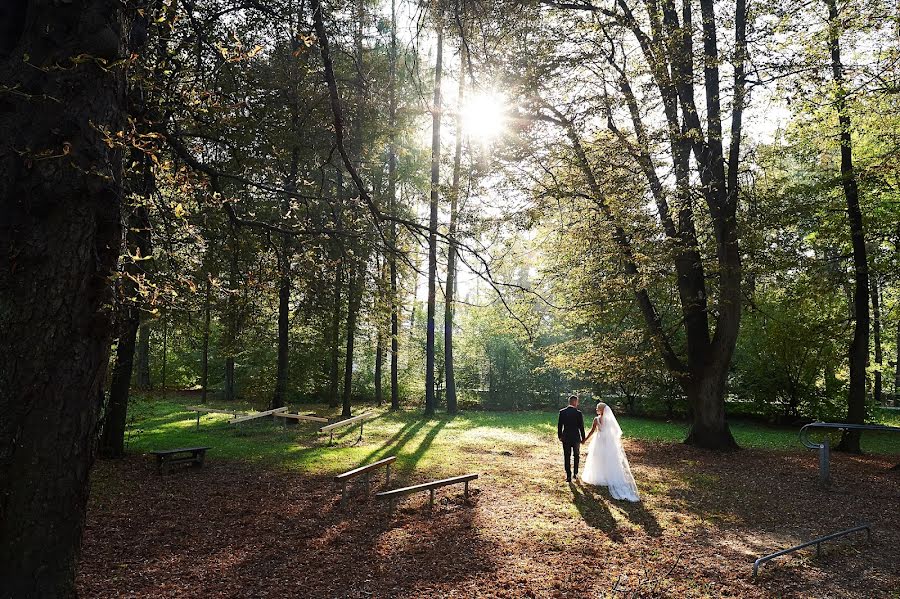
[77,440,900,598]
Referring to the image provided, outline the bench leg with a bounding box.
[429,489,435,509]
[364,472,370,497]
[389,498,395,513]
[329,432,334,446]
[341,481,347,509]
[464,480,469,499]
[357,422,364,444]
[196,413,200,430]
[385,464,391,487]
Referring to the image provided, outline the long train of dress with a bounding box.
[580,405,640,502]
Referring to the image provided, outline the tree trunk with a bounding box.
[162,317,168,397]
[444,51,464,416]
[273,272,290,409]
[388,0,400,411]
[425,20,443,416]
[871,275,882,405]
[375,326,384,407]
[135,322,152,390]
[329,262,343,408]
[200,277,211,404]
[341,264,365,418]
[224,226,239,401]
[895,315,900,405]
[100,198,151,458]
[0,0,125,594]
[827,0,869,453]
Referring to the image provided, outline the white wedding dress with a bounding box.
[580,404,641,502]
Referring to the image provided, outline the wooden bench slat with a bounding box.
[274,412,329,423]
[376,474,478,498]
[319,412,373,432]
[230,407,288,424]
[335,456,397,481]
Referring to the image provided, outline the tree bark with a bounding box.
[0,0,126,594]
[826,0,869,453]
[425,20,443,416]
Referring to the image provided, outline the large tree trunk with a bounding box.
[0,0,125,594]
[826,0,869,453]
[425,21,443,416]
[135,322,152,390]
[444,51,465,416]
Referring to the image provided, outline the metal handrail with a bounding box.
[753,524,871,577]
[799,422,900,485]
[800,421,900,448]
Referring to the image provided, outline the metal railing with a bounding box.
[799,422,900,486]
[753,524,871,577]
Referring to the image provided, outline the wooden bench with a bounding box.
[150,447,211,474]
[229,406,288,424]
[187,406,246,429]
[319,412,374,445]
[376,473,478,512]
[274,412,329,425]
[334,456,396,507]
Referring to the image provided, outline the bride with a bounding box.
[580,402,641,502]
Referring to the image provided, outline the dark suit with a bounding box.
[557,405,585,480]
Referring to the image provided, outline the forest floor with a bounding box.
[77,399,900,598]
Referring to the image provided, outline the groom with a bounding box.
[557,395,586,483]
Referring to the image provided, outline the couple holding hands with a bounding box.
[557,395,640,502]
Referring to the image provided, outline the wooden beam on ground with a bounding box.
[273,412,328,423]
[335,456,397,481]
[230,406,288,424]
[319,412,373,432]
[376,473,479,512]
[334,456,397,507]
[187,406,245,416]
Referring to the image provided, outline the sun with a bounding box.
[460,91,508,144]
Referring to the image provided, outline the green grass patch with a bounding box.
[124,397,900,477]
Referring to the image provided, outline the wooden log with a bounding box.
[230,407,288,424]
[334,456,397,481]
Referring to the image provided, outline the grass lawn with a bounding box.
[125,396,900,478]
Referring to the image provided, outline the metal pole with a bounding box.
[820,438,831,487]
